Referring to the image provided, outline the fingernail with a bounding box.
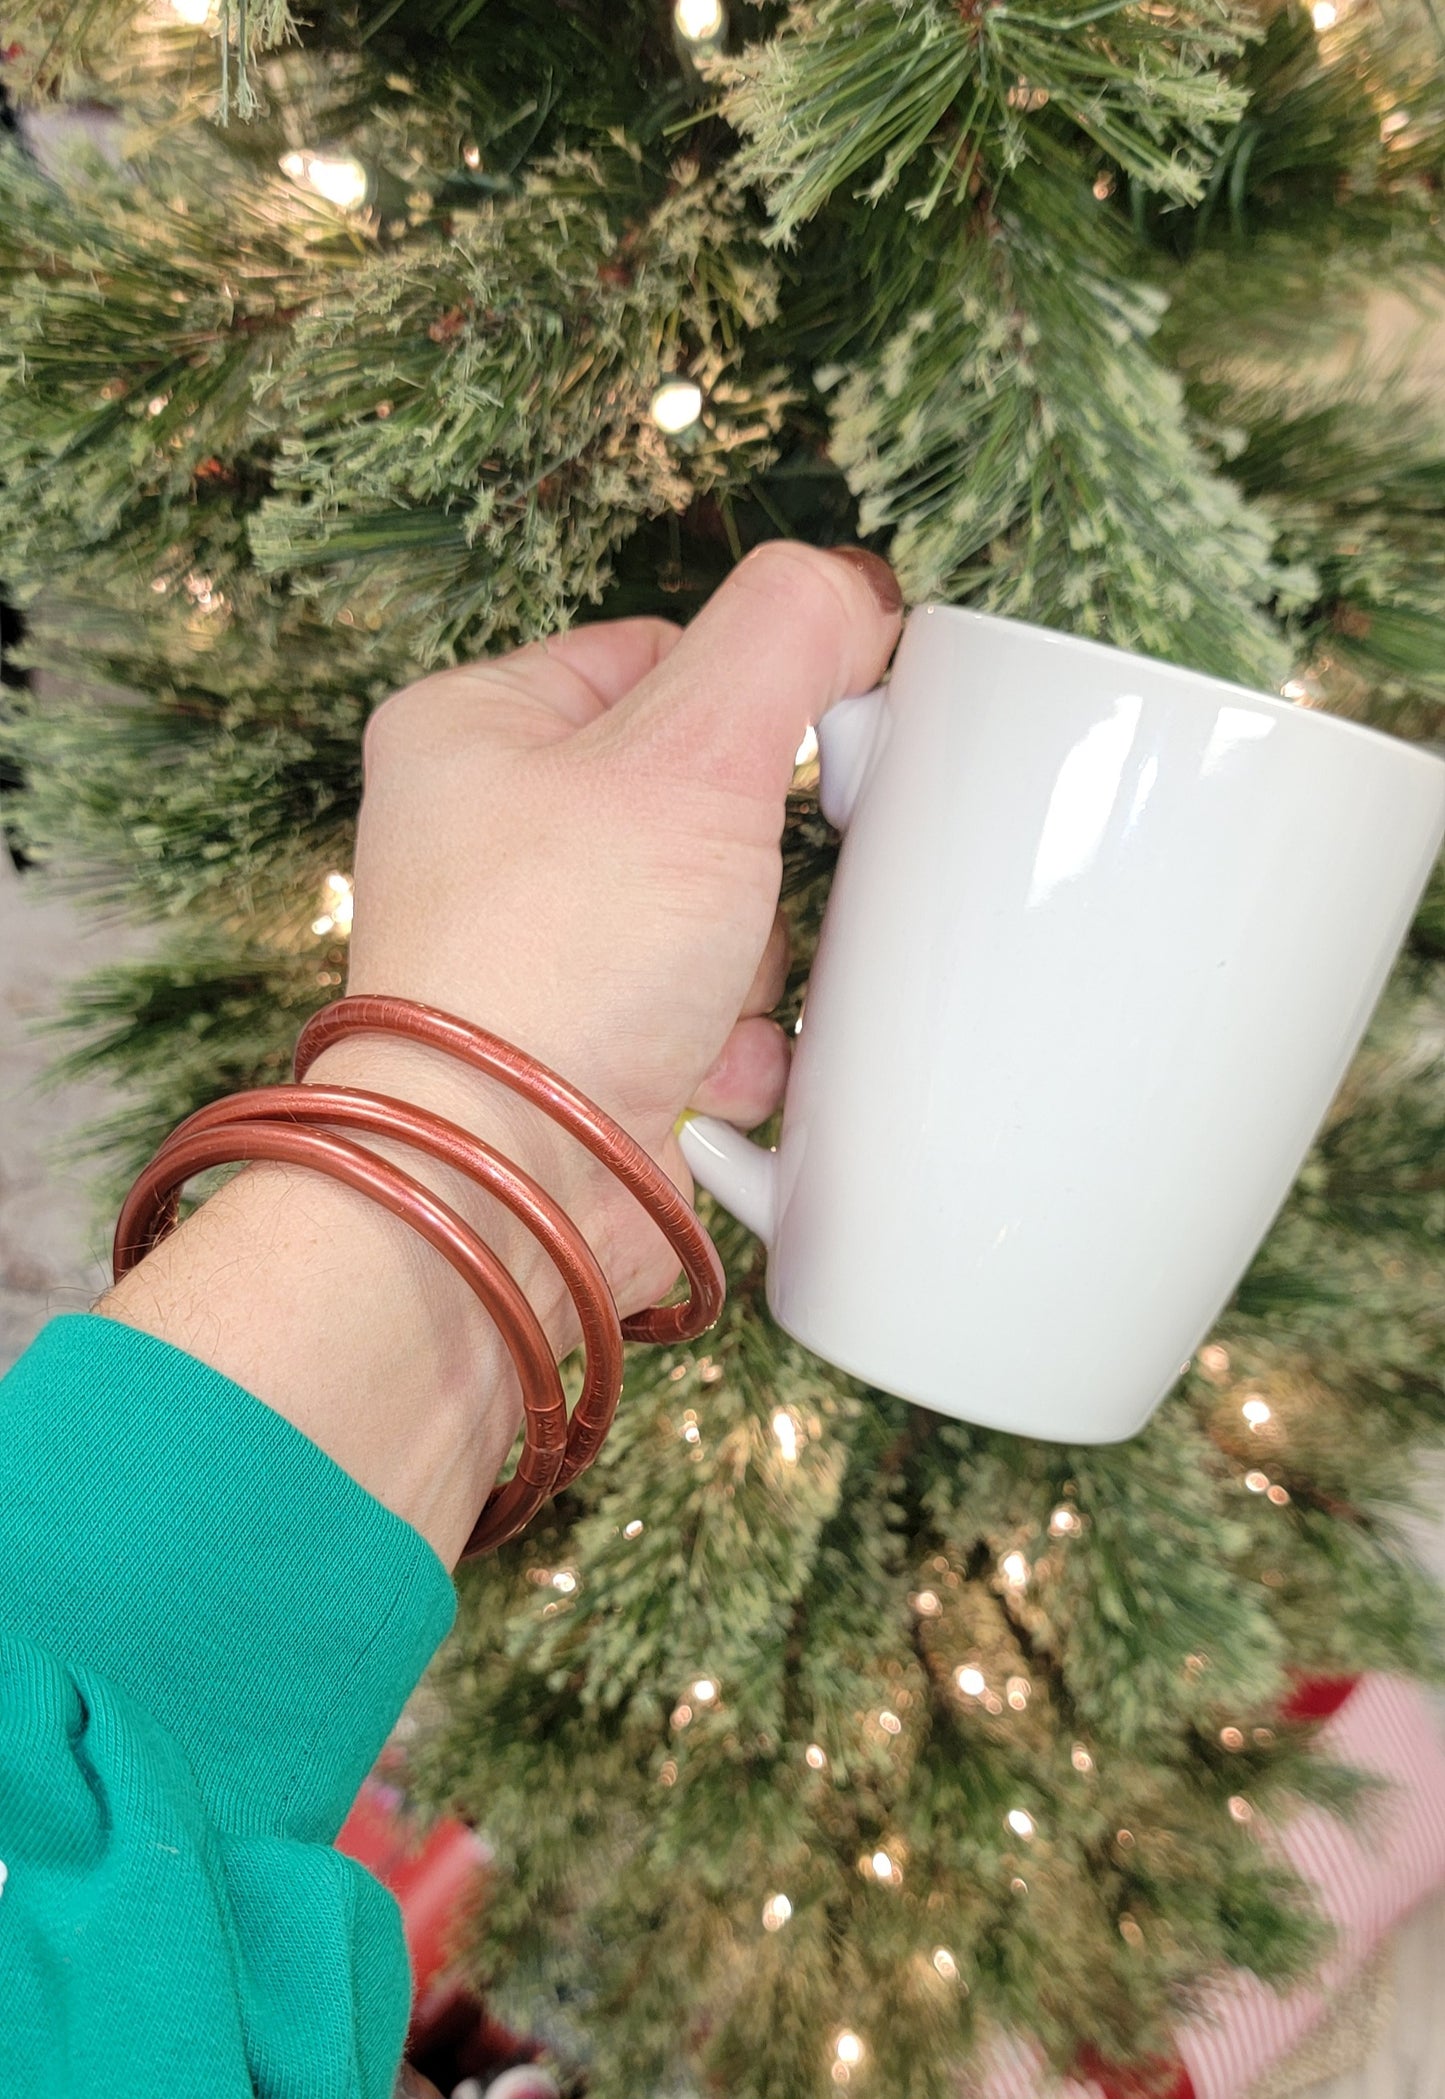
[826,545,904,616]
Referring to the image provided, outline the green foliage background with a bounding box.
[1,0,1444,2090]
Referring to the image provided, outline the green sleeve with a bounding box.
[0,1312,457,2098]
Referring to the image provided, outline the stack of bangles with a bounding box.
[111,995,726,1556]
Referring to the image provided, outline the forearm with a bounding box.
[94,1035,585,1567]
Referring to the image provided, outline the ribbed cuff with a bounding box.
[0,1313,455,1843]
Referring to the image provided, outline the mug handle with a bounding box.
[677,685,889,1245]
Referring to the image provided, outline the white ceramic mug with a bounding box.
[679,606,1445,1443]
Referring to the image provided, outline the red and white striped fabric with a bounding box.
[976,1675,1445,2099]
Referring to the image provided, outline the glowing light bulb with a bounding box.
[281,153,369,210]
[1197,1343,1230,1381]
[1071,1743,1094,1772]
[1000,1551,1029,1588]
[168,0,215,24]
[1006,1676,1030,1710]
[1245,1470,1269,1493]
[955,1665,986,1697]
[1219,1726,1244,1750]
[762,1892,792,1930]
[805,1743,828,1770]
[911,1588,941,1615]
[871,1849,895,1881]
[772,1410,799,1462]
[650,378,703,434]
[623,1519,644,1539]
[878,1709,902,1735]
[1006,1807,1036,1839]
[1049,1505,1080,1536]
[932,1946,959,1980]
[674,0,725,39]
[692,1677,718,1704]
[1228,1795,1253,1823]
[1311,0,1337,25]
[1241,1396,1271,1427]
[835,2031,864,2066]
[462,142,482,169]
[551,1569,577,1593]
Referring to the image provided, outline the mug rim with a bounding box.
[912,602,1445,782]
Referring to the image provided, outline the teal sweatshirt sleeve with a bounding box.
[0,1312,457,2098]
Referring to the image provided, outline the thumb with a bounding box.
[610,541,903,801]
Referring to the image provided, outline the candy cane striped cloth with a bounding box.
[976,1675,1445,2099]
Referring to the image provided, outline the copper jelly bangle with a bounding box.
[113,1118,569,1554]
[140,1083,625,1492]
[292,996,726,1346]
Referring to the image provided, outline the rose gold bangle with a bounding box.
[113,1118,569,1554]
[111,997,726,1556]
[292,996,725,1347]
[134,1083,625,1493]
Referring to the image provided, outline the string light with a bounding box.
[279,151,370,211]
[462,142,482,169]
[1006,1676,1031,1710]
[1010,1876,1028,1895]
[692,1677,718,1704]
[674,0,725,40]
[1006,1808,1036,1840]
[671,1702,693,1729]
[147,395,170,417]
[659,1759,678,1786]
[1241,1396,1272,1428]
[1197,1344,1231,1381]
[955,1665,986,1697]
[805,1743,828,1770]
[1000,1551,1029,1589]
[650,378,704,434]
[312,871,354,938]
[1228,1796,1253,1823]
[1092,171,1116,200]
[1267,1483,1291,1506]
[983,1691,1003,1714]
[1219,1726,1244,1750]
[1281,676,1322,707]
[871,1848,898,1882]
[1048,1505,1080,1537]
[762,1893,793,1931]
[878,1710,902,1735]
[1119,1914,1144,1947]
[1381,109,1410,141]
[931,1946,959,1980]
[1244,1470,1269,1493]
[1311,0,1337,24]
[1116,1828,1135,1849]
[772,1410,799,1462]
[167,0,216,21]
[551,1569,577,1593]
[1071,1743,1095,1772]
[911,1589,942,1616]
[833,2030,865,2083]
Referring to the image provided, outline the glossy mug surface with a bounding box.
[680,606,1445,1443]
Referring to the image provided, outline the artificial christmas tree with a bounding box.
[1,1,1443,2093]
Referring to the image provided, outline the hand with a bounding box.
[311,541,903,1317]
[98,544,902,1561]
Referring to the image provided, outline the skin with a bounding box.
[96,542,903,1566]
